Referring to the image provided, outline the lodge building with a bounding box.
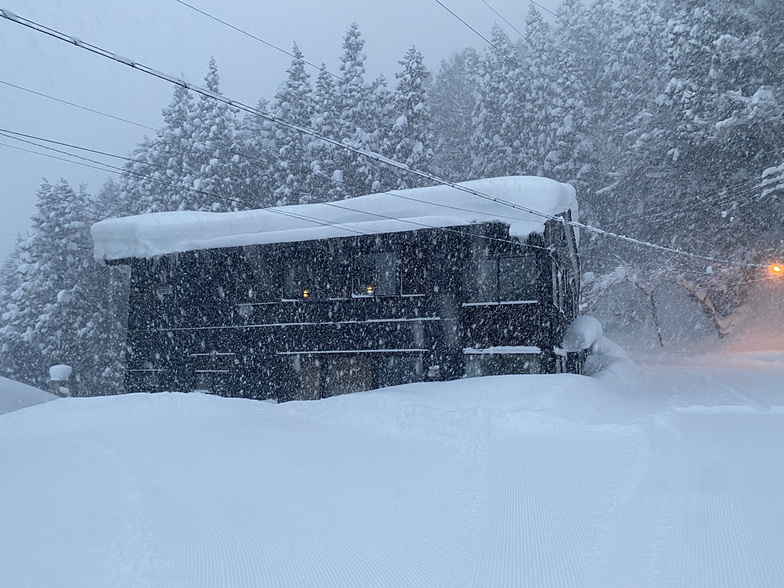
[92,176,583,401]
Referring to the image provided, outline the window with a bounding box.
[236,247,279,303]
[465,258,498,302]
[353,253,398,297]
[498,253,539,301]
[284,262,323,300]
[465,252,539,303]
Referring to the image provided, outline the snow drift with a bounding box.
[0,376,56,415]
[2,357,784,588]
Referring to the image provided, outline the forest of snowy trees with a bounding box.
[1,0,783,394]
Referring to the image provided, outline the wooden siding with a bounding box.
[123,219,580,400]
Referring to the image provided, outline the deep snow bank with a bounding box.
[1,363,783,588]
[0,376,56,415]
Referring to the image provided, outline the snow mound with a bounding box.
[0,376,57,415]
[92,176,577,260]
[562,315,603,350]
[585,336,640,383]
[2,365,784,588]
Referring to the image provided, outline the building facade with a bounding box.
[93,177,583,400]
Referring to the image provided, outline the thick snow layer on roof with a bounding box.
[92,176,577,261]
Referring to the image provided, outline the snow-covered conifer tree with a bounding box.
[430,48,478,181]
[122,83,195,214]
[331,24,380,198]
[0,180,124,394]
[470,25,521,179]
[384,46,434,189]
[307,64,344,202]
[270,44,315,206]
[234,98,277,209]
[187,57,240,211]
[546,0,593,184]
[519,4,554,177]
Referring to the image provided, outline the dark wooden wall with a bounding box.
[123,219,580,400]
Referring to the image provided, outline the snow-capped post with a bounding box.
[49,365,73,398]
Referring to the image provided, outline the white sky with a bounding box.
[0,0,560,262]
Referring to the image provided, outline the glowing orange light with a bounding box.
[302,288,310,298]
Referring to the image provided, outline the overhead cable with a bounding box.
[174,0,341,80]
[0,127,755,273]
[0,7,766,269]
[0,78,157,131]
[479,0,525,38]
[529,1,569,26]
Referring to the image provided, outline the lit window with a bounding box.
[284,263,322,300]
[353,253,398,297]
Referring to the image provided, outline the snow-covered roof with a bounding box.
[91,176,577,261]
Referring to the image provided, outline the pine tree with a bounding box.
[0,180,123,394]
[546,0,593,184]
[520,5,554,177]
[187,57,241,211]
[0,237,39,384]
[122,83,195,214]
[331,24,380,198]
[235,98,277,209]
[309,64,344,201]
[270,44,315,206]
[645,0,784,254]
[430,48,478,181]
[470,24,522,179]
[384,46,434,189]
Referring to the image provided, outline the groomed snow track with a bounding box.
[1,357,783,588]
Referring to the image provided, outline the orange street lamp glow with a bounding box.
[772,265,783,274]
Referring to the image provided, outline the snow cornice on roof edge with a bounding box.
[91,176,577,261]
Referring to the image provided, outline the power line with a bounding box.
[1,125,754,275]
[432,0,526,71]
[0,127,135,161]
[0,78,157,131]
[2,126,554,251]
[0,8,766,270]
[480,0,525,39]
[236,150,758,273]
[0,128,379,238]
[0,140,123,176]
[173,0,341,80]
[529,1,568,27]
[1,76,761,246]
[5,119,572,254]
[0,130,131,171]
[605,176,762,224]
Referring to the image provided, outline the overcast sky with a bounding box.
[0,0,560,262]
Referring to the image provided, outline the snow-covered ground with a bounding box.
[0,375,56,415]
[2,353,783,588]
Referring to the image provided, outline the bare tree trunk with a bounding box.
[632,281,664,347]
[678,277,733,338]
